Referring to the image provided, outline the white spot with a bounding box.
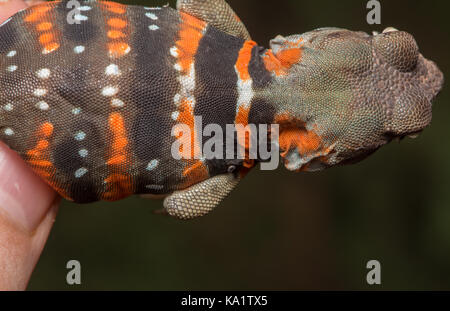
[109,45,131,57]
[102,86,119,97]
[145,13,158,20]
[105,64,120,76]
[72,107,81,115]
[3,103,13,111]
[74,131,86,141]
[111,98,125,108]
[74,45,85,54]
[36,101,49,110]
[36,68,51,79]
[178,73,196,95]
[176,64,197,109]
[79,6,92,11]
[235,77,254,113]
[4,128,14,136]
[146,159,159,171]
[74,14,88,22]
[7,65,17,72]
[33,88,47,97]
[173,93,181,104]
[174,63,182,71]
[78,149,88,158]
[75,167,88,178]
[170,46,178,58]
[6,50,16,57]
[42,45,59,55]
[148,25,159,31]
[171,111,179,121]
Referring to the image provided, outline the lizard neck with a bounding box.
[191,27,278,166]
[192,27,277,129]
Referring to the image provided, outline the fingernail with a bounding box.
[0,143,58,232]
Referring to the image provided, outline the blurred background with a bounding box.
[27,0,449,290]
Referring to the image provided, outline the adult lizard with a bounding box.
[0,0,444,219]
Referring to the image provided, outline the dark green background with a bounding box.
[28,0,450,290]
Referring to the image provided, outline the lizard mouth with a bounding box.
[392,131,422,143]
[407,132,422,139]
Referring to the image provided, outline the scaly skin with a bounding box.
[0,0,444,219]
[169,1,444,219]
[259,27,444,171]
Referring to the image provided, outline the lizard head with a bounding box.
[262,27,444,171]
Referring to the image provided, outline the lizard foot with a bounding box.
[176,0,251,40]
[164,173,240,220]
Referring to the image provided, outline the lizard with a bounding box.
[0,0,444,219]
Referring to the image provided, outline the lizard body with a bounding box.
[0,0,444,219]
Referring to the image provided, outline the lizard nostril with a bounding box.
[374,31,419,72]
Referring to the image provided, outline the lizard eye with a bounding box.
[374,31,419,72]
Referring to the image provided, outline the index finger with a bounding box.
[0,0,60,290]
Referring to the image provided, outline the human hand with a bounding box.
[0,0,59,290]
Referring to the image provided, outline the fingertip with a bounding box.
[0,0,28,23]
[0,142,58,232]
[0,188,60,290]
